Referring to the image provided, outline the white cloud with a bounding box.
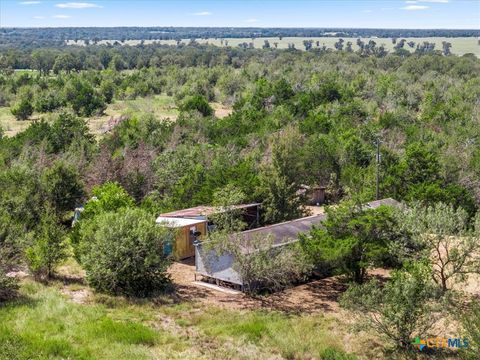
[362,10,373,13]
[401,5,429,10]
[52,14,71,18]
[56,2,102,9]
[20,1,41,4]
[244,18,259,23]
[191,11,212,16]
[33,15,45,19]
[405,1,417,3]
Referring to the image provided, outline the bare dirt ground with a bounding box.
[211,102,233,119]
[169,259,390,314]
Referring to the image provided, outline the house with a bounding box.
[155,216,207,260]
[194,198,401,288]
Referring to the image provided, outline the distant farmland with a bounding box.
[67,36,480,56]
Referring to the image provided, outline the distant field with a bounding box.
[67,36,480,56]
[0,95,231,138]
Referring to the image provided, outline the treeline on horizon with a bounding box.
[0,39,468,72]
[1,26,479,49]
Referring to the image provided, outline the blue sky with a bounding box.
[1,0,478,29]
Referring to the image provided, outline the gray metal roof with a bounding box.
[236,198,401,249]
[240,214,326,246]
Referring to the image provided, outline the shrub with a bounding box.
[65,78,106,117]
[207,232,312,293]
[83,182,135,218]
[179,95,213,116]
[341,263,441,350]
[71,182,134,260]
[0,269,18,302]
[400,202,480,293]
[0,209,32,301]
[11,98,33,120]
[319,348,358,360]
[49,112,94,153]
[34,91,65,112]
[80,208,171,297]
[25,209,67,279]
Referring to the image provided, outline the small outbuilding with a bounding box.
[297,185,326,205]
[156,216,207,260]
[159,203,261,231]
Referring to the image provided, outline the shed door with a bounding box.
[186,226,197,258]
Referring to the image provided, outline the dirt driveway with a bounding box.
[168,259,388,314]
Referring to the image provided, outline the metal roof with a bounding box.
[156,216,207,228]
[236,198,401,249]
[160,203,261,218]
[240,214,326,246]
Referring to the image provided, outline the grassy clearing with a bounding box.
[0,280,360,359]
[0,94,179,138]
[87,94,178,136]
[0,107,32,137]
[0,95,233,138]
[68,37,480,56]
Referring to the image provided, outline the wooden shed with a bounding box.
[159,203,261,230]
[156,216,207,260]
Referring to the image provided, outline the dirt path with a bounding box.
[168,259,377,314]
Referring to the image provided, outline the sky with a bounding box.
[0,0,479,29]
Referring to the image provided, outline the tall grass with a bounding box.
[0,280,358,359]
[0,281,161,360]
[183,307,356,359]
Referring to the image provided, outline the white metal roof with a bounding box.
[156,216,206,228]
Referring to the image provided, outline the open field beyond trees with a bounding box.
[66,37,480,56]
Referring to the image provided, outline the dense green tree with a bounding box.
[25,208,67,279]
[179,95,213,116]
[34,91,65,113]
[53,52,78,74]
[65,78,106,117]
[261,127,305,224]
[82,182,135,220]
[11,97,33,120]
[49,113,94,153]
[41,160,84,215]
[81,208,171,297]
[31,49,56,75]
[303,203,400,283]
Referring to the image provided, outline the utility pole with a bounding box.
[376,138,381,200]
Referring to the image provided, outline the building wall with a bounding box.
[174,222,207,259]
[195,243,243,285]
